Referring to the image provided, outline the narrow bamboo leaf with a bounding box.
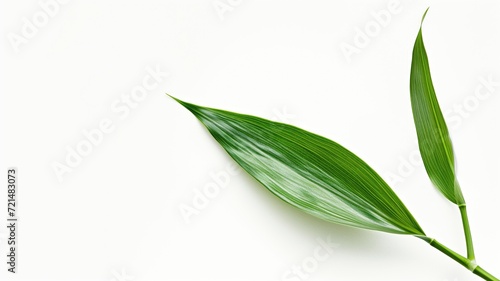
[172,97,425,235]
[411,11,474,263]
[410,10,464,204]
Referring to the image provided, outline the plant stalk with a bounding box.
[475,266,500,281]
[418,237,499,281]
[459,204,476,261]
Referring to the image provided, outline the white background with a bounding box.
[1,1,500,280]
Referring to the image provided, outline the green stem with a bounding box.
[418,237,499,281]
[475,266,500,281]
[459,204,476,261]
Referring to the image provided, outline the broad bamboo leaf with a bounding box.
[410,10,464,204]
[172,97,425,235]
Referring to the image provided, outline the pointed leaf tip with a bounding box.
[167,94,185,105]
[421,7,430,26]
[168,95,202,115]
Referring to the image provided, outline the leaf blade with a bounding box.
[409,11,464,204]
[173,98,425,235]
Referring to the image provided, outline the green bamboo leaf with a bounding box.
[172,97,425,235]
[410,9,464,205]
